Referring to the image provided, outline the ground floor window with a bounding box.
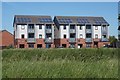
[69,44,75,48]
[62,44,67,48]
[46,44,51,48]
[28,44,34,48]
[37,44,42,48]
[19,44,24,48]
[86,43,91,48]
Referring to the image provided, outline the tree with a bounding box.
[109,36,118,48]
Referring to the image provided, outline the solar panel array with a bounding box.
[77,18,89,24]
[16,18,31,23]
[94,18,108,24]
[56,17,108,25]
[38,18,53,23]
[58,18,73,23]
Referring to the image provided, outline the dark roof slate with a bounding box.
[14,15,53,24]
[54,16,109,26]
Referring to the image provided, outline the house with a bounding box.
[54,16,110,48]
[13,15,54,48]
[13,15,110,48]
[0,30,14,49]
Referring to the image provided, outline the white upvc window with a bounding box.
[21,25,25,30]
[95,26,98,30]
[79,26,82,30]
[95,34,98,39]
[80,34,83,38]
[39,34,42,39]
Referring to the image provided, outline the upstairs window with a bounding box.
[102,25,106,30]
[28,24,34,29]
[70,25,75,29]
[21,25,25,30]
[46,24,51,29]
[79,26,82,30]
[86,33,92,38]
[86,25,91,29]
[39,34,42,39]
[21,34,24,39]
[63,26,66,30]
[80,34,83,38]
[39,24,42,29]
[70,34,75,38]
[102,35,107,38]
[64,34,66,38]
[95,34,98,38]
[95,26,98,30]
[28,33,34,38]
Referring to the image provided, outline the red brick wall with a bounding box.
[15,38,55,48]
[0,30,14,47]
[54,38,110,48]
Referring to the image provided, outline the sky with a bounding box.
[2,2,118,38]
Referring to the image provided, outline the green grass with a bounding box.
[2,48,119,78]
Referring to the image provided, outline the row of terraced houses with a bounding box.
[13,15,110,48]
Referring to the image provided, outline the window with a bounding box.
[70,25,75,29]
[37,44,42,48]
[46,34,52,39]
[70,34,75,38]
[39,25,42,29]
[46,44,51,48]
[28,33,34,38]
[95,34,98,38]
[64,34,66,38]
[62,44,66,48]
[21,34,24,39]
[102,26,106,30]
[86,43,91,48]
[95,26,98,30]
[70,44,75,48]
[63,26,66,29]
[86,33,92,38]
[80,34,83,38]
[28,24,34,29]
[21,25,25,30]
[79,26,82,30]
[39,34,42,38]
[46,24,51,29]
[19,44,24,48]
[28,44,34,48]
[102,35,107,38]
[86,25,91,29]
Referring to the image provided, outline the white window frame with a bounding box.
[80,34,83,38]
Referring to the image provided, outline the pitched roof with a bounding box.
[54,16,109,26]
[0,30,13,36]
[14,15,53,24]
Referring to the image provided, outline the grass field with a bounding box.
[2,48,119,78]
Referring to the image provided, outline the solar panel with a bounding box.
[38,18,53,23]
[77,18,89,24]
[16,18,31,23]
[58,18,73,23]
[94,18,108,24]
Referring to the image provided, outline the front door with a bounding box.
[94,42,98,48]
[46,44,51,48]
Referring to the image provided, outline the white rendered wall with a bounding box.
[15,24,27,39]
[76,25,85,39]
[35,24,45,39]
[93,26,102,39]
[60,25,69,39]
